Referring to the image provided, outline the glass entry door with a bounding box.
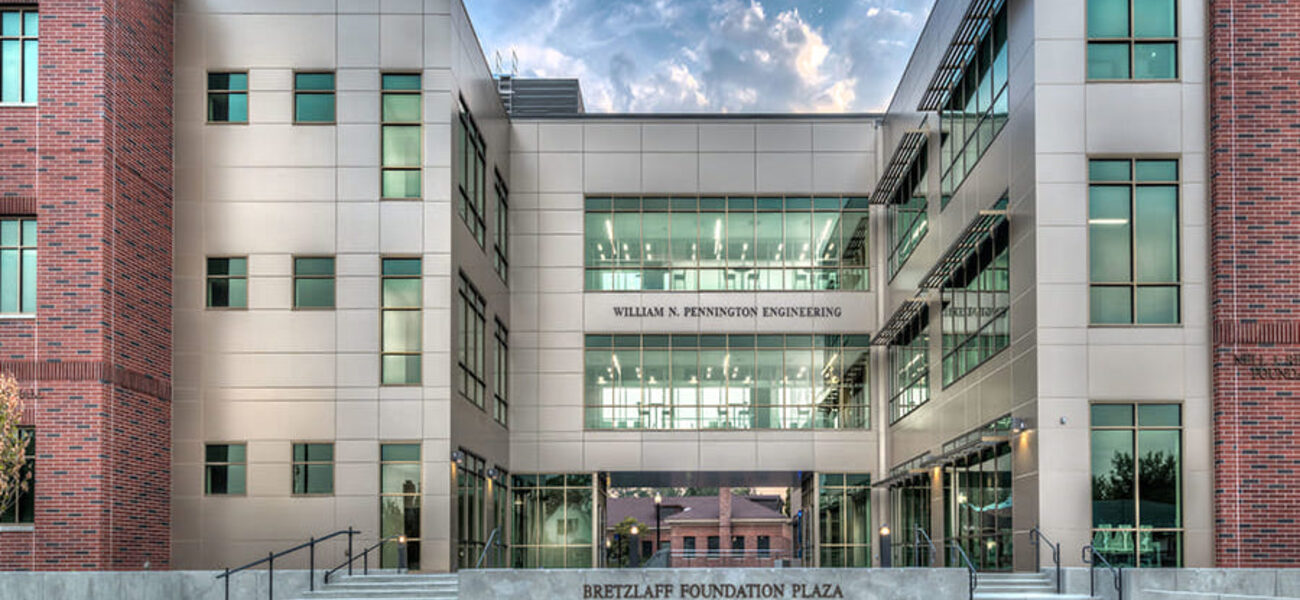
[380,443,422,569]
[944,442,1012,571]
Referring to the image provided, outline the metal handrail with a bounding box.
[1029,525,1062,594]
[1082,544,1123,600]
[215,527,357,600]
[914,527,939,567]
[947,540,977,600]
[475,527,506,568]
[323,534,406,584]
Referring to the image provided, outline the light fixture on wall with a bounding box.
[1009,417,1027,434]
[487,467,500,480]
[450,450,465,465]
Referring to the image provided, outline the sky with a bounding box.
[464,0,934,114]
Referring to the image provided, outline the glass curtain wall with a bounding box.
[584,334,870,430]
[941,220,1010,387]
[943,443,1012,571]
[939,0,1009,205]
[456,451,487,568]
[890,475,934,566]
[888,145,928,278]
[511,474,596,568]
[380,443,421,569]
[889,310,930,423]
[583,196,869,291]
[817,473,871,567]
[1091,403,1182,567]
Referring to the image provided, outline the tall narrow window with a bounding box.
[941,216,1010,386]
[458,98,487,246]
[207,72,248,123]
[1091,403,1183,566]
[683,536,696,557]
[458,273,486,407]
[938,1,1008,202]
[206,257,247,309]
[455,450,487,568]
[294,72,335,123]
[381,74,422,199]
[0,9,36,103]
[0,217,36,314]
[817,473,872,567]
[292,443,334,495]
[888,147,928,278]
[205,443,246,495]
[1087,0,1178,80]
[889,310,930,423]
[1089,159,1180,324]
[293,257,335,309]
[493,172,509,282]
[493,319,509,427]
[0,427,33,524]
[381,258,422,385]
[380,443,421,569]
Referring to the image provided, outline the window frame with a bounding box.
[205,256,248,310]
[0,216,37,316]
[493,170,509,283]
[0,426,34,525]
[380,256,423,386]
[457,96,488,247]
[458,272,487,408]
[292,255,336,310]
[0,8,37,105]
[493,318,509,428]
[940,216,1010,388]
[206,71,249,124]
[204,442,248,496]
[380,72,423,200]
[291,441,335,496]
[292,71,336,124]
[379,441,423,569]
[1087,157,1182,326]
[1086,0,1180,81]
[888,310,931,424]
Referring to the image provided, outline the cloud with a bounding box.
[467,0,932,113]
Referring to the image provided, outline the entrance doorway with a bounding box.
[944,442,1012,571]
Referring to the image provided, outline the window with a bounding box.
[381,258,421,385]
[456,450,487,568]
[1087,0,1177,80]
[458,98,487,246]
[205,444,246,495]
[510,473,595,568]
[584,196,869,292]
[585,334,870,430]
[731,535,744,553]
[0,9,36,104]
[493,319,509,427]
[380,443,422,570]
[707,536,720,556]
[381,74,422,199]
[458,273,486,407]
[0,427,33,524]
[1091,403,1182,566]
[757,536,770,558]
[683,536,696,557]
[939,0,1009,203]
[944,440,1013,570]
[206,257,247,309]
[0,217,36,314]
[294,72,335,123]
[888,146,928,278]
[941,217,1010,386]
[292,443,334,495]
[889,310,930,423]
[207,72,247,123]
[293,257,334,308]
[817,473,872,567]
[889,474,932,566]
[1089,159,1180,324]
[641,539,653,557]
[493,172,509,282]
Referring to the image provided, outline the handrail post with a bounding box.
[347,528,355,577]
[267,551,274,600]
[1054,542,1062,594]
[309,536,315,592]
[363,547,369,575]
[224,568,230,600]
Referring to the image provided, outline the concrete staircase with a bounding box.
[296,573,458,600]
[974,572,1095,600]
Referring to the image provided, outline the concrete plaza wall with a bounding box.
[0,570,317,600]
[459,568,968,600]
[1058,568,1300,600]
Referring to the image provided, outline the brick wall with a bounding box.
[1209,0,1300,566]
[0,0,173,571]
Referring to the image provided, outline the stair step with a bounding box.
[974,595,1096,600]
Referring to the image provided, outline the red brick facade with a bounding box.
[0,0,173,571]
[1210,0,1300,567]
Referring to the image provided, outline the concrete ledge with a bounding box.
[0,570,318,600]
[459,568,968,600]
[1058,567,1300,600]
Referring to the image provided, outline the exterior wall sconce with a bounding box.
[450,450,465,465]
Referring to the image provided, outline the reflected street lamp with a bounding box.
[654,493,663,556]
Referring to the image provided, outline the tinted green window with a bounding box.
[458,273,487,407]
[294,72,335,122]
[889,311,929,423]
[292,443,334,495]
[458,98,487,246]
[1087,0,1178,80]
[382,74,421,198]
[208,72,248,122]
[941,216,1010,387]
[0,10,36,104]
[205,443,246,495]
[818,473,872,567]
[1091,403,1183,567]
[1087,43,1131,79]
[206,257,247,308]
[294,257,335,308]
[938,1,1008,202]
[381,258,421,384]
[0,217,35,314]
[1088,159,1180,325]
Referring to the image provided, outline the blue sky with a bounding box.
[465,0,934,113]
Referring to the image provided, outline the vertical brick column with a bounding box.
[1209,0,1300,566]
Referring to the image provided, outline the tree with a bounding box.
[607,516,645,567]
[0,374,29,520]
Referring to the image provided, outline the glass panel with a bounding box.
[1135,286,1179,324]
[295,73,334,91]
[382,354,421,385]
[1,13,18,37]
[1144,531,1180,567]
[0,248,15,312]
[20,248,34,313]
[1088,0,1130,37]
[23,11,36,36]
[1135,160,1178,182]
[382,463,422,494]
[21,219,35,245]
[1088,43,1131,79]
[1090,160,1132,182]
[381,444,420,461]
[296,257,334,276]
[1092,429,1135,529]
[784,211,812,267]
[1134,186,1178,282]
[1091,286,1132,324]
[383,126,421,167]
[1092,404,1135,427]
[295,93,335,122]
[306,464,334,494]
[383,258,421,276]
[1133,0,1176,37]
[382,170,421,198]
[643,212,670,267]
[2,40,19,103]
[383,94,421,122]
[382,74,421,90]
[1138,429,1181,528]
[383,278,421,307]
[1138,404,1180,426]
[1089,186,1132,282]
[22,39,35,104]
[295,278,334,308]
[1134,42,1177,79]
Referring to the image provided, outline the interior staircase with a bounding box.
[973,571,1095,600]
[294,573,458,600]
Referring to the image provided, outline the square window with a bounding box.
[205,443,247,495]
[206,257,247,308]
[294,257,335,308]
[292,443,334,495]
[208,72,248,123]
[294,72,335,122]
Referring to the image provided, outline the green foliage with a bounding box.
[0,374,29,519]
[608,516,645,567]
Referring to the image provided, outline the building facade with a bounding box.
[0,0,1298,575]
